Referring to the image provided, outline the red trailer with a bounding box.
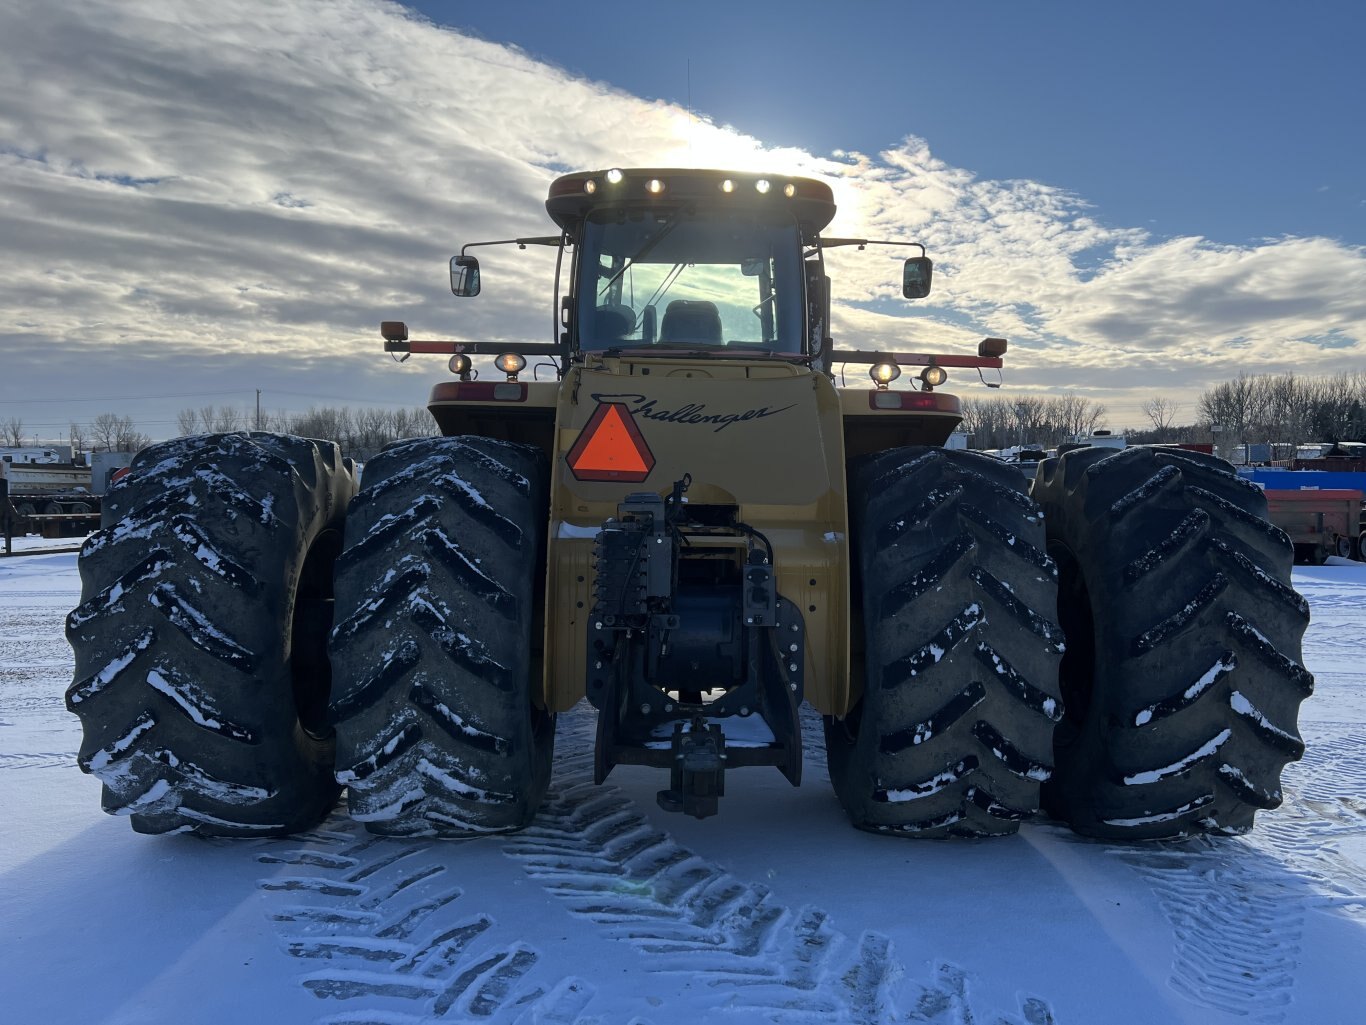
[1262,488,1364,563]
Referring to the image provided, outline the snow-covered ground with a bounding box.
[3,549,1364,1024]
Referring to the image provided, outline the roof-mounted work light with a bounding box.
[495,352,526,382]
[919,365,948,391]
[870,362,901,390]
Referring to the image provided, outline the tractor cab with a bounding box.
[443,168,936,373]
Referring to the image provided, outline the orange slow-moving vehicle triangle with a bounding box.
[567,402,655,482]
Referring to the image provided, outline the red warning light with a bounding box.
[566,402,655,482]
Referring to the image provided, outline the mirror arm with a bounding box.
[460,236,563,255]
[818,238,926,255]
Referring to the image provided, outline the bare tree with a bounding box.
[90,413,124,451]
[1307,373,1362,442]
[393,407,436,439]
[89,413,151,454]
[1140,396,1178,433]
[1011,397,1046,447]
[1197,373,1258,441]
[176,408,200,435]
[957,398,990,444]
[198,405,244,433]
[121,429,152,454]
[291,405,352,445]
[2,416,23,446]
[68,421,88,456]
[263,408,293,432]
[1049,394,1107,439]
[353,406,390,455]
[956,395,1105,450]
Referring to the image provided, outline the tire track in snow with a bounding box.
[904,961,1057,1024]
[0,751,76,769]
[254,704,1060,1023]
[1114,839,1302,1024]
[1248,725,1366,919]
[1275,725,1366,830]
[1106,724,1366,1024]
[505,704,1058,1024]
[255,815,594,1023]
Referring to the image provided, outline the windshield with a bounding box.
[577,208,805,354]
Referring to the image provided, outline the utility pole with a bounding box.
[255,389,261,430]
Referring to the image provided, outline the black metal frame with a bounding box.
[584,478,805,818]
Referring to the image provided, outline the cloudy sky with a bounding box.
[1,0,1363,444]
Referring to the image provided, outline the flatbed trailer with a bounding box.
[26,512,102,539]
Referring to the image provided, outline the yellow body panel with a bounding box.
[542,356,851,715]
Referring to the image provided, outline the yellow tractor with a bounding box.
[67,168,1311,841]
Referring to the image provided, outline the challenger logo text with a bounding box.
[590,393,795,433]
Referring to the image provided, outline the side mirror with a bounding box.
[450,255,481,297]
[902,256,933,299]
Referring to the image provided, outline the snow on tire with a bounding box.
[1033,446,1313,839]
[329,436,554,837]
[826,447,1064,837]
[65,432,357,836]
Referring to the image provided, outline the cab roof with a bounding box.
[546,168,837,238]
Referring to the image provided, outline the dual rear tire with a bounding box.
[67,432,552,838]
[832,444,1312,841]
